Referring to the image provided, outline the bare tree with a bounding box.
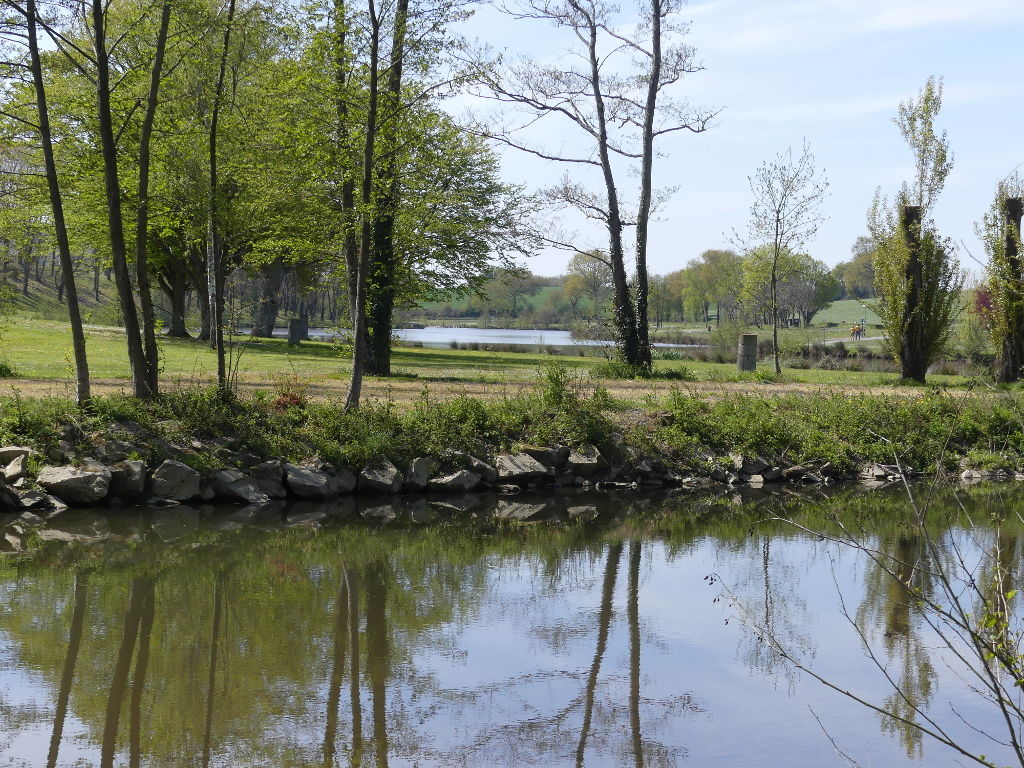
[473,0,715,372]
[734,141,829,374]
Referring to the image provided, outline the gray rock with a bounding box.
[0,446,33,463]
[565,445,609,476]
[520,446,560,467]
[358,459,403,494]
[405,457,439,491]
[249,460,287,498]
[37,464,111,505]
[95,439,135,463]
[209,469,271,504]
[428,470,481,492]
[0,481,20,509]
[110,460,146,500]
[2,454,27,483]
[730,454,769,475]
[150,460,201,501]
[494,453,548,482]
[496,484,522,495]
[38,515,111,543]
[283,463,328,498]
[1,532,22,551]
[450,453,498,483]
[493,501,549,521]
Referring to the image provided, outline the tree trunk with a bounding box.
[365,0,409,377]
[584,18,639,366]
[344,0,381,410]
[134,0,172,395]
[628,540,643,768]
[160,265,191,338]
[900,205,926,383]
[633,0,662,373]
[100,578,146,768]
[92,0,151,398]
[998,198,1024,383]
[208,0,237,392]
[252,260,286,337]
[26,0,90,405]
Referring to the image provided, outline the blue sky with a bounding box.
[459,0,1024,277]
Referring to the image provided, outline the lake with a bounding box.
[243,325,699,349]
[0,484,1020,767]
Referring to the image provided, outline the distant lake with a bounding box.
[239,326,699,349]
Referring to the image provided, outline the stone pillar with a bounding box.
[737,334,757,372]
[288,318,308,345]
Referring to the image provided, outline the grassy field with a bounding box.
[0,315,980,404]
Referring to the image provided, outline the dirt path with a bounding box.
[0,373,952,404]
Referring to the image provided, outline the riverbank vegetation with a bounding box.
[3,369,1024,483]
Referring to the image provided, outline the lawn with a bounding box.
[0,315,978,403]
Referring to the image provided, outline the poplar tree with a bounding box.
[870,76,963,383]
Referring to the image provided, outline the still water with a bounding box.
[0,485,1020,767]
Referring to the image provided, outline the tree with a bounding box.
[839,236,876,299]
[978,173,1024,382]
[735,141,829,374]
[565,251,612,323]
[474,0,715,371]
[871,77,963,383]
[0,0,91,405]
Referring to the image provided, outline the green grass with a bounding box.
[0,315,981,395]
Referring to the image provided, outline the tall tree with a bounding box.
[871,76,963,383]
[0,0,92,405]
[475,0,715,372]
[978,174,1024,382]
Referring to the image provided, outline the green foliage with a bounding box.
[870,77,964,378]
[660,390,1024,474]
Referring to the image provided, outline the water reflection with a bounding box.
[1,483,1022,767]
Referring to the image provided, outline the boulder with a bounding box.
[450,452,498,483]
[1,532,22,552]
[730,454,769,475]
[405,457,439,491]
[0,481,20,509]
[95,439,135,463]
[249,460,287,498]
[37,464,111,505]
[0,446,33,464]
[428,470,481,492]
[565,445,609,476]
[519,446,560,467]
[358,459,403,494]
[110,460,147,500]
[2,454,26,483]
[150,460,201,501]
[566,505,599,521]
[494,453,548,482]
[209,469,271,504]
[284,463,333,499]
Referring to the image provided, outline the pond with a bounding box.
[0,484,1020,767]
[240,325,700,349]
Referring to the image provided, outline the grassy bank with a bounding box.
[2,368,1023,480]
[0,317,973,401]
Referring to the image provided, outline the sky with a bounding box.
[455,0,1024,278]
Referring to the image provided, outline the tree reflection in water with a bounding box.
[3,485,1021,767]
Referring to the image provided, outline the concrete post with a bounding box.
[287,317,308,345]
[737,334,757,372]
